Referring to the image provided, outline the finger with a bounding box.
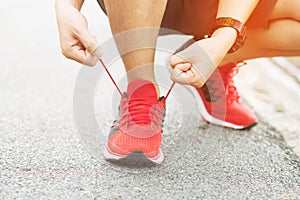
[93,46,104,58]
[84,52,98,66]
[169,63,192,84]
[77,30,102,58]
[169,53,188,68]
[82,54,99,67]
[170,67,189,85]
[190,65,203,80]
[91,35,104,58]
[65,48,97,66]
[175,63,192,72]
[64,48,86,64]
[190,66,205,87]
[186,69,193,78]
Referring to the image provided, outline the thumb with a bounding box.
[78,30,103,58]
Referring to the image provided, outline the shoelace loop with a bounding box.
[222,66,240,103]
[116,97,165,128]
[98,58,172,130]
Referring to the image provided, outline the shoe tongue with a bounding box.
[127,79,157,99]
[126,80,158,126]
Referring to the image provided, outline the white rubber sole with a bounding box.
[184,85,248,130]
[103,146,164,166]
[165,56,256,129]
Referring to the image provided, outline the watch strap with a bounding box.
[209,17,247,53]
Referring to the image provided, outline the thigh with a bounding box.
[96,0,219,39]
[96,0,279,37]
[246,0,278,28]
[269,0,300,20]
[161,0,278,38]
[97,0,219,39]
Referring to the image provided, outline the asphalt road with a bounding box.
[1,0,300,199]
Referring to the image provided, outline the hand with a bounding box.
[170,27,237,87]
[55,1,102,66]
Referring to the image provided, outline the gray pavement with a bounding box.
[1,0,300,199]
[236,58,300,157]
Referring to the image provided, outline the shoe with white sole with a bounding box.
[194,62,258,129]
[103,79,166,166]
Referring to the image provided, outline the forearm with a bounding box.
[217,0,260,23]
[210,0,260,54]
[55,0,85,10]
[170,0,261,87]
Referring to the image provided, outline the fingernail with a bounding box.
[93,46,103,58]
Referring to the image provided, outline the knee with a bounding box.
[289,7,300,22]
[269,21,300,50]
[282,1,300,21]
[292,13,300,22]
[272,0,300,22]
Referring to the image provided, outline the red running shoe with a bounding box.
[193,63,258,129]
[103,79,166,166]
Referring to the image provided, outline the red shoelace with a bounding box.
[116,96,165,128]
[99,59,174,137]
[223,66,240,104]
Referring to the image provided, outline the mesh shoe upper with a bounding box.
[106,79,166,158]
[196,63,258,128]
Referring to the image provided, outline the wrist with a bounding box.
[55,0,84,10]
[211,27,237,51]
[70,0,84,10]
[211,27,237,40]
[208,17,247,53]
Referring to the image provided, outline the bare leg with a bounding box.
[222,0,300,64]
[103,0,167,90]
[269,0,300,20]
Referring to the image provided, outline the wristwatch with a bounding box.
[208,17,247,53]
